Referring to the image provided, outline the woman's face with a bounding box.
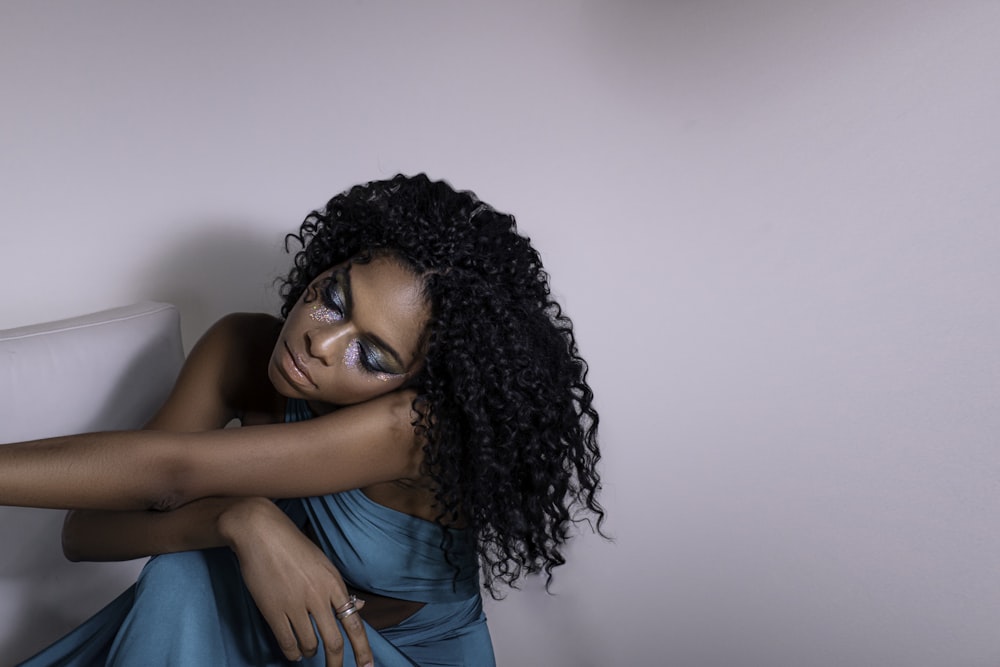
[269,254,430,409]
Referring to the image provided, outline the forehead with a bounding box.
[328,255,429,361]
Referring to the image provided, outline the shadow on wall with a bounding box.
[138,222,290,349]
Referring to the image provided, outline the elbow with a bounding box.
[61,512,86,562]
[147,490,187,512]
[63,546,84,563]
[141,436,199,512]
[145,469,193,513]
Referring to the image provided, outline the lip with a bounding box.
[282,341,317,388]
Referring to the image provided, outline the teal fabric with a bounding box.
[19,399,495,666]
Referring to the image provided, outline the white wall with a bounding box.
[2,2,999,665]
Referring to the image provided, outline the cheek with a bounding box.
[343,341,360,369]
[358,373,406,395]
[337,377,404,406]
[309,302,342,325]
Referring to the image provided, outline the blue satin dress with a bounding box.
[19,399,495,666]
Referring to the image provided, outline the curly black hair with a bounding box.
[280,174,605,595]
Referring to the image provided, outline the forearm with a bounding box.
[1,392,417,512]
[62,496,269,562]
[0,430,181,510]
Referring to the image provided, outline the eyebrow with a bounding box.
[338,266,407,371]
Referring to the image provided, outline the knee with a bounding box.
[134,551,218,609]
[140,551,209,580]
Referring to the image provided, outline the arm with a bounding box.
[1,309,420,512]
[63,493,375,666]
[50,314,379,665]
[0,392,419,511]
[62,313,282,562]
[62,496,244,562]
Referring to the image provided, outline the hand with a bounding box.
[219,498,374,667]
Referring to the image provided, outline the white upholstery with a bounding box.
[0,302,184,663]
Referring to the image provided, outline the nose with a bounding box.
[305,322,355,365]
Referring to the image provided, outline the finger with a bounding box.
[338,604,374,667]
[314,606,347,667]
[262,612,302,663]
[288,611,320,659]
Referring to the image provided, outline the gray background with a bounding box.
[2,2,999,665]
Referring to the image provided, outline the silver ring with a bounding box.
[334,594,357,614]
[336,605,359,620]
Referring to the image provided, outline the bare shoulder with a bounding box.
[146,313,282,431]
[208,312,280,348]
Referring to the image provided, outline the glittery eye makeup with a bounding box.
[310,266,406,383]
[309,302,343,325]
[314,271,349,320]
[343,339,360,368]
[343,340,395,382]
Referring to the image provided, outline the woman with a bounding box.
[2,174,605,666]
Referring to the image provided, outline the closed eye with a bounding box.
[358,341,394,374]
[345,339,399,378]
[320,272,347,317]
[324,263,408,376]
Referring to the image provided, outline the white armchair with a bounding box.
[0,303,184,663]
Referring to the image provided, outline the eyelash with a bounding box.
[318,275,393,378]
[320,279,345,319]
[345,339,392,377]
